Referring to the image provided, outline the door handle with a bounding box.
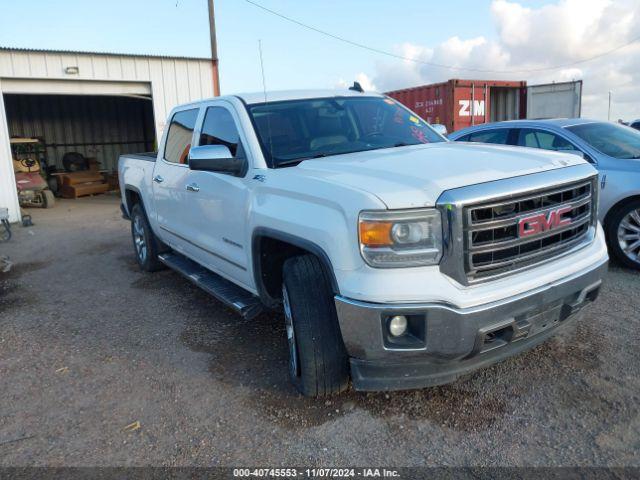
[153,175,164,183]
[186,183,200,192]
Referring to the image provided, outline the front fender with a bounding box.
[248,181,385,303]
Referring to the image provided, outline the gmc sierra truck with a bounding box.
[119,89,608,397]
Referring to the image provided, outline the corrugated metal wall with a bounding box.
[0,48,215,222]
[0,79,21,222]
[0,49,215,139]
[3,94,155,172]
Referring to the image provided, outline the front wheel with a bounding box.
[282,255,349,397]
[606,199,640,270]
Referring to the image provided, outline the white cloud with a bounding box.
[371,0,640,121]
[336,72,377,92]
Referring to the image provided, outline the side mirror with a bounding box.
[431,124,448,136]
[188,145,246,176]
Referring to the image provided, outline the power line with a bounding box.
[245,0,640,74]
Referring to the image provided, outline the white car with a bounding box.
[119,89,608,397]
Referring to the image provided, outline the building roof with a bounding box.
[0,45,211,62]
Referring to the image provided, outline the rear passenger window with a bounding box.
[468,129,509,144]
[518,129,578,152]
[164,109,199,164]
[519,129,540,148]
[199,107,244,157]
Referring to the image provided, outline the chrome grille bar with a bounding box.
[467,194,592,231]
[469,213,592,254]
[463,179,596,282]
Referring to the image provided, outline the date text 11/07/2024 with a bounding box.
[232,468,400,478]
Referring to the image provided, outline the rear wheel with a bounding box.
[282,254,349,397]
[606,199,640,270]
[130,204,165,272]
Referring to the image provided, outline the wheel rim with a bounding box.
[133,215,147,263]
[617,208,640,264]
[282,284,299,379]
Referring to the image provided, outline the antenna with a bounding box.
[349,81,364,93]
[258,40,275,162]
[258,39,268,103]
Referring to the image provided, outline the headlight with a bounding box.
[358,208,443,268]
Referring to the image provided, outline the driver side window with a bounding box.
[199,107,245,158]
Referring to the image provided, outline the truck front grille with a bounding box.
[463,180,595,282]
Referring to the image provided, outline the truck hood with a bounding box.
[293,142,587,209]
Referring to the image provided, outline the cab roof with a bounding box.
[235,89,383,105]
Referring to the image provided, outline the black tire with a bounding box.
[62,152,88,172]
[605,198,640,270]
[41,190,55,209]
[130,204,165,272]
[282,254,349,397]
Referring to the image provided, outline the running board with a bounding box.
[158,252,264,320]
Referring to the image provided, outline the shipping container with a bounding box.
[526,81,582,119]
[386,79,582,133]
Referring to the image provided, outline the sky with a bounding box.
[0,0,638,120]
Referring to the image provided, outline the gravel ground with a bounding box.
[0,195,639,467]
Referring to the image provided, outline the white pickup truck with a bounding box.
[119,89,608,397]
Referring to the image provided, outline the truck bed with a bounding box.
[121,152,157,162]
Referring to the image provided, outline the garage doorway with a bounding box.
[4,93,155,198]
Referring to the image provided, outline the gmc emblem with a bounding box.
[518,206,573,238]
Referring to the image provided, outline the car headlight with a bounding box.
[358,208,443,268]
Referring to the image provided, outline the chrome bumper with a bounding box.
[334,258,608,391]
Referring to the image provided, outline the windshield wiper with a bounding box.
[273,157,304,167]
[273,153,331,167]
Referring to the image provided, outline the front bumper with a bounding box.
[334,258,608,391]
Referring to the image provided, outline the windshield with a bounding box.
[247,96,445,167]
[566,122,640,159]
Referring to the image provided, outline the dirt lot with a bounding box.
[0,195,639,467]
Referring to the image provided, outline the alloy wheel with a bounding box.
[617,208,640,265]
[282,284,299,379]
[133,215,147,263]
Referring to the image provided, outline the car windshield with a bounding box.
[566,122,640,159]
[246,96,445,167]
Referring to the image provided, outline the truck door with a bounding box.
[526,81,582,119]
[179,102,253,289]
[152,107,200,254]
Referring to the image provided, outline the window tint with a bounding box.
[164,109,199,164]
[517,129,578,152]
[199,107,244,157]
[567,122,640,159]
[247,97,444,167]
[467,129,509,144]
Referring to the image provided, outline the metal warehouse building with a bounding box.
[0,47,215,222]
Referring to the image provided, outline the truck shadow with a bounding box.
[170,268,609,433]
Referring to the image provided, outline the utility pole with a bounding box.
[608,91,612,121]
[208,0,221,96]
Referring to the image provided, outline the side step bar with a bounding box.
[158,252,264,320]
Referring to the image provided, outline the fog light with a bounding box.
[388,315,408,337]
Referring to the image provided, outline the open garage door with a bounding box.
[4,93,155,176]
